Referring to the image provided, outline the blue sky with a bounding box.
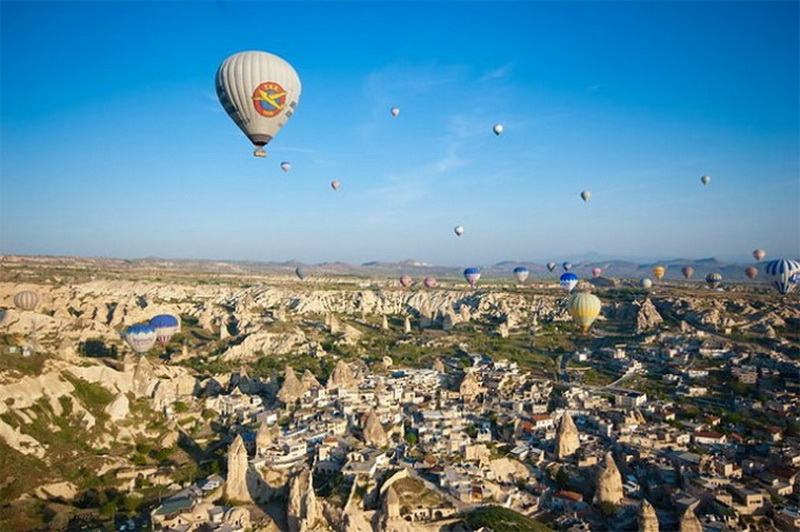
[1,1,798,266]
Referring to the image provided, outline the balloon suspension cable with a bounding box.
[254,148,267,158]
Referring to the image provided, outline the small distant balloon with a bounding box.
[391,107,400,117]
[560,272,578,293]
[580,190,591,202]
[567,291,602,332]
[464,267,481,287]
[454,225,465,237]
[764,259,800,294]
[280,161,291,173]
[753,249,766,262]
[124,324,157,355]
[13,290,39,311]
[423,277,438,288]
[706,272,722,289]
[701,175,711,186]
[652,266,666,280]
[562,262,573,272]
[681,266,694,279]
[546,262,557,272]
[591,267,602,278]
[745,267,758,279]
[640,278,653,289]
[492,124,504,136]
[331,181,340,191]
[513,266,529,283]
[149,314,180,347]
[399,275,412,288]
[295,266,308,280]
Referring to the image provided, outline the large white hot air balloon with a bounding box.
[216,51,302,157]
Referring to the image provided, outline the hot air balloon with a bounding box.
[567,291,602,332]
[753,249,766,262]
[399,275,412,288]
[331,181,340,191]
[562,262,572,272]
[390,107,400,117]
[124,324,157,355]
[454,225,465,237]
[13,291,39,311]
[464,267,481,287]
[764,259,800,294]
[216,51,301,157]
[547,262,557,272]
[701,175,711,186]
[640,278,653,289]
[492,124,503,136]
[513,266,529,283]
[652,266,665,280]
[295,266,308,280]
[580,190,591,202]
[706,273,722,289]
[591,267,602,278]
[280,161,291,173]
[149,314,180,347]
[745,267,758,279]
[423,277,438,288]
[560,272,578,293]
[681,266,694,279]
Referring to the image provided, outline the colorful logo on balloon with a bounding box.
[252,81,287,117]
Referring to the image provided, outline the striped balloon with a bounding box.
[764,259,800,295]
[464,267,481,287]
[513,266,529,283]
[124,324,157,354]
[149,314,180,347]
[706,273,723,289]
[423,277,438,288]
[560,272,578,293]
[567,291,602,332]
[13,291,39,311]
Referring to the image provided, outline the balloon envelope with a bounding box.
[652,266,666,280]
[764,259,800,294]
[745,267,758,279]
[580,190,591,202]
[13,291,39,311]
[464,267,481,287]
[280,161,291,173]
[591,267,602,278]
[331,181,340,190]
[513,266,529,283]
[560,273,578,293]
[701,175,711,185]
[295,266,308,280]
[216,51,301,155]
[454,225,465,237]
[399,275,412,288]
[753,249,766,262]
[149,314,180,346]
[493,124,503,135]
[423,277,438,288]
[706,273,722,289]
[567,291,602,332]
[391,107,400,117]
[681,266,694,279]
[124,324,157,354]
[546,262,557,272]
[640,278,653,289]
[562,262,572,271]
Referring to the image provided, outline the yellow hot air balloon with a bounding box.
[652,266,665,280]
[567,291,602,332]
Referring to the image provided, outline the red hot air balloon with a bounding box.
[591,267,602,278]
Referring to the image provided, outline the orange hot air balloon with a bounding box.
[652,266,665,280]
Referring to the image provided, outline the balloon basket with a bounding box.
[253,148,267,158]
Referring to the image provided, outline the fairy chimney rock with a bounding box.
[639,499,659,532]
[555,412,580,459]
[226,434,251,502]
[363,410,389,448]
[594,451,623,505]
[277,366,305,405]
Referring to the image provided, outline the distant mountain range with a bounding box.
[0,254,775,282]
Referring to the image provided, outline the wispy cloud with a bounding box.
[479,62,515,83]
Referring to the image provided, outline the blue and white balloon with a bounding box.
[764,259,800,294]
